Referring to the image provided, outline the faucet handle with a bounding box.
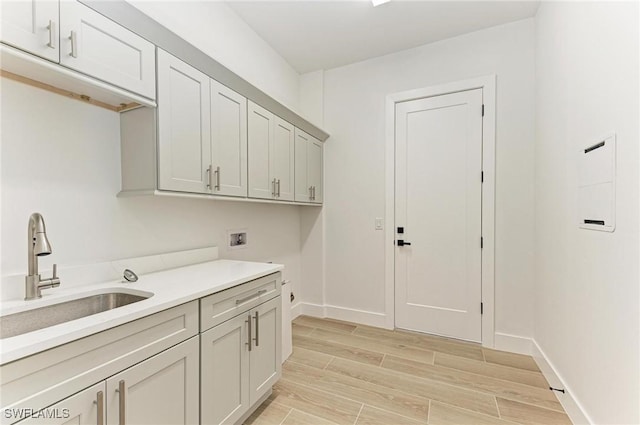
[52,263,57,279]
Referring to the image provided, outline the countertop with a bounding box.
[0,259,283,365]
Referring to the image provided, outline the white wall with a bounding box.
[534,2,639,424]
[128,1,300,111]
[319,19,536,338]
[0,79,302,300]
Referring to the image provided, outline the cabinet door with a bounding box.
[307,138,323,204]
[1,0,59,62]
[249,297,282,405]
[59,1,156,99]
[201,314,250,425]
[210,79,247,197]
[106,337,199,425]
[272,118,295,201]
[157,49,211,194]
[294,128,310,202]
[16,382,105,425]
[248,101,275,200]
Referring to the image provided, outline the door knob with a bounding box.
[397,240,412,246]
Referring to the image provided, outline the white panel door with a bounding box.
[249,297,281,405]
[307,138,323,204]
[271,117,295,201]
[248,101,275,200]
[106,337,199,425]
[59,1,155,98]
[157,49,211,194]
[395,89,483,342]
[201,314,250,425]
[211,79,247,197]
[294,129,310,202]
[1,0,59,62]
[16,382,105,425]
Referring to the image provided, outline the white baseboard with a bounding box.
[291,302,302,320]
[324,305,388,328]
[531,340,592,425]
[295,302,387,328]
[494,332,534,355]
[299,302,325,318]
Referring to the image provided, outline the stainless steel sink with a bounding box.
[0,292,151,339]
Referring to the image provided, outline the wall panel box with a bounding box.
[578,133,616,232]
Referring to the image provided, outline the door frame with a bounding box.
[384,75,496,348]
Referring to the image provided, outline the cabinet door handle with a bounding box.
[246,314,252,351]
[309,186,313,200]
[94,390,104,425]
[115,380,125,425]
[69,30,78,58]
[214,166,220,190]
[277,179,281,198]
[271,178,276,197]
[47,20,56,49]
[206,165,212,189]
[253,311,260,346]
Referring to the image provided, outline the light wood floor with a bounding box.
[245,316,572,425]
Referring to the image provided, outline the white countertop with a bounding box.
[0,259,283,365]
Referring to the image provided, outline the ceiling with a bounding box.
[226,1,540,74]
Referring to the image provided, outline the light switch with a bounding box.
[375,218,384,230]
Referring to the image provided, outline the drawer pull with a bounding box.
[235,289,267,305]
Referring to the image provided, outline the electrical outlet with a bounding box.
[228,229,248,250]
[375,217,384,230]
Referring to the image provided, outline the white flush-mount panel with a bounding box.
[578,133,616,232]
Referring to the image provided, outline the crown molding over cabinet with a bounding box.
[79,0,329,142]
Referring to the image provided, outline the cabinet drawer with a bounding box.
[200,272,281,332]
[0,301,198,424]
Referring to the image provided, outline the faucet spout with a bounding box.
[25,213,59,300]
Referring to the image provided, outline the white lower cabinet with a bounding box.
[200,314,249,425]
[106,337,199,425]
[201,296,281,425]
[14,337,199,425]
[16,382,105,425]
[2,274,282,425]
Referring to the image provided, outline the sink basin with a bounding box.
[0,292,152,339]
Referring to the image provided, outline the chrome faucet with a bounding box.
[25,213,60,300]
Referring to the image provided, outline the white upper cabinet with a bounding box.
[248,101,274,200]
[157,49,211,194]
[248,101,295,201]
[272,117,295,201]
[295,128,323,203]
[1,0,59,62]
[307,138,323,203]
[59,1,156,99]
[210,79,248,197]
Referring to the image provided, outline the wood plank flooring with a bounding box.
[245,316,572,425]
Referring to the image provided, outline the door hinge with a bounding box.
[482,104,485,116]
[481,171,484,183]
[481,302,484,314]
[480,237,484,249]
